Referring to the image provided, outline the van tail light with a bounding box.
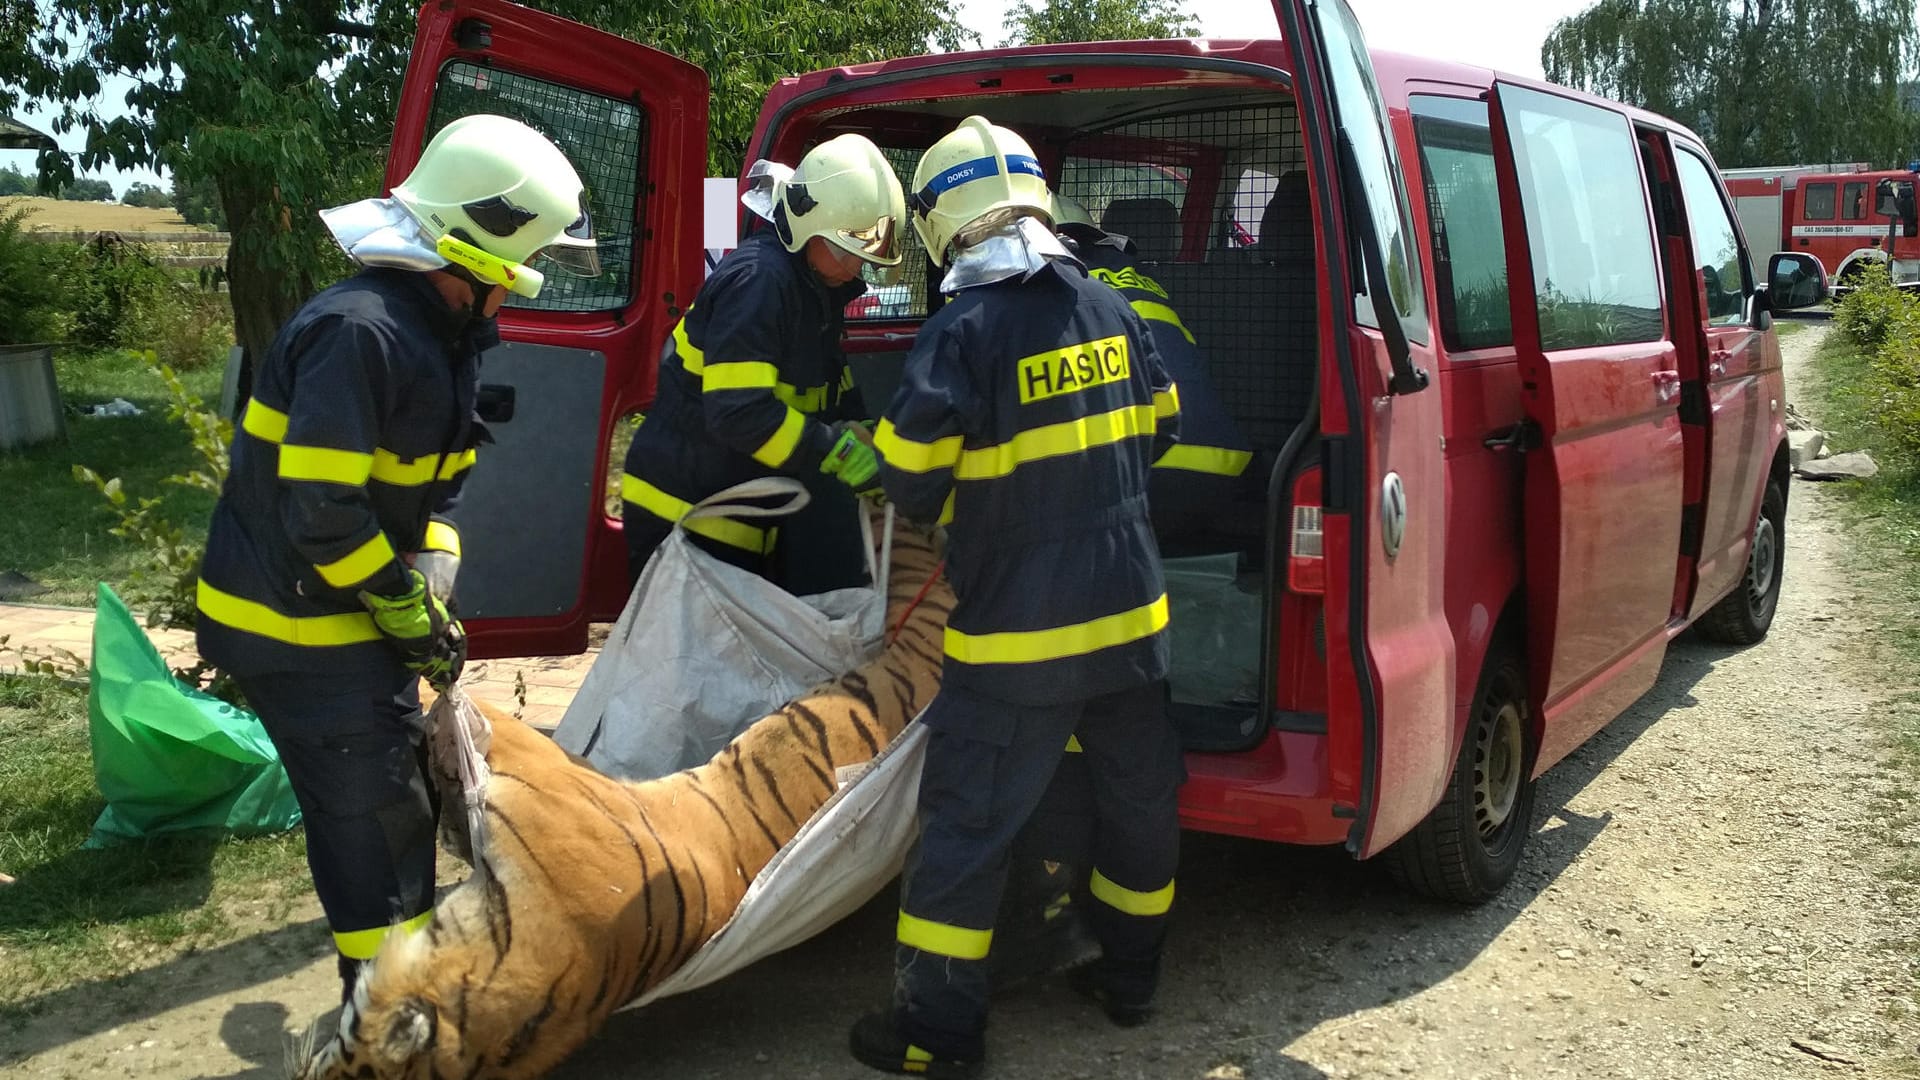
[1288,465,1325,595]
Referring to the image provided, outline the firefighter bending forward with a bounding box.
[194,115,598,1001]
[850,116,1187,1078]
[620,134,906,593]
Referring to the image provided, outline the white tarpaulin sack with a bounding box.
[552,478,892,778]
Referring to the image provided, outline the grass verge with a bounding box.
[0,349,223,607]
[0,672,309,1021]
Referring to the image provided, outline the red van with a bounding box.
[387,0,1829,902]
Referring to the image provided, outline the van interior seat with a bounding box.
[1144,174,1318,557]
[1100,197,1181,263]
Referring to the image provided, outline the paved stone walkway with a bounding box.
[0,601,595,729]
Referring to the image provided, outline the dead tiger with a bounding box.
[291,517,950,1079]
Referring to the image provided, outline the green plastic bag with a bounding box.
[84,582,303,847]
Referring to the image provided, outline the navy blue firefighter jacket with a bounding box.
[620,229,866,558]
[874,256,1182,715]
[196,268,492,677]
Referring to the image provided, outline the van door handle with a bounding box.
[1708,353,1729,377]
[1652,370,1682,404]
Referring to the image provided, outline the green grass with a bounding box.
[0,672,309,1019]
[0,349,223,607]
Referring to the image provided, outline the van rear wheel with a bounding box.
[1694,478,1786,646]
[1384,648,1534,904]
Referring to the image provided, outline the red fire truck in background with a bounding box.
[1724,160,1920,288]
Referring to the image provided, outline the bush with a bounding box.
[0,205,73,345]
[1835,268,1920,466]
[1834,261,1913,350]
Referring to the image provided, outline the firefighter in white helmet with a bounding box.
[619,133,906,593]
[197,112,597,1004]
[850,116,1185,1078]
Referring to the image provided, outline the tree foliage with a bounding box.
[121,180,171,208]
[1002,0,1199,47]
[1542,0,1920,168]
[0,162,32,195]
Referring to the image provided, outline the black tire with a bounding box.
[1385,647,1535,904]
[1694,478,1786,646]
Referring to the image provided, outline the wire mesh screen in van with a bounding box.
[1061,103,1313,451]
[427,62,647,315]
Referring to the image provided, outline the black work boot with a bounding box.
[848,1013,984,1079]
[1069,964,1155,1028]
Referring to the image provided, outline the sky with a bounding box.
[2,0,1589,197]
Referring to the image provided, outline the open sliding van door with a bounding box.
[388,0,708,659]
[1271,0,1456,857]
[1484,83,1686,771]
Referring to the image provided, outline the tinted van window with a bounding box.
[1674,148,1749,326]
[1411,96,1511,351]
[1502,86,1663,350]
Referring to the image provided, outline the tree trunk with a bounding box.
[218,176,317,364]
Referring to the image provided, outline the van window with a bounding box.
[1410,96,1511,351]
[1058,157,1191,261]
[1843,181,1868,221]
[428,61,645,314]
[1313,0,1430,343]
[1673,148,1750,326]
[1501,86,1663,350]
[1802,182,1836,221]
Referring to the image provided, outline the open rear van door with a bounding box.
[1272,0,1456,857]
[1484,83,1686,769]
[388,0,708,659]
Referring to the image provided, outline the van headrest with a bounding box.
[1257,172,1314,262]
[1099,197,1180,262]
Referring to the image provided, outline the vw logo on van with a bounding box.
[1382,472,1408,560]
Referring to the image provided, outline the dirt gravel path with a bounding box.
[4,323,1917,1079]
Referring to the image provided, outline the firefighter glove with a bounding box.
[820,422,881,494]
[359,568,467,690]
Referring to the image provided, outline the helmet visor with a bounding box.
[832,214,902,267]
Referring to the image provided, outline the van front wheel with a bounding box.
[1694,478,1786,646]
[1384,648,1534,904]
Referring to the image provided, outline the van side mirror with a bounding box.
[1766,252,1829,312]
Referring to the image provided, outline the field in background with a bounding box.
[0,196,196,234]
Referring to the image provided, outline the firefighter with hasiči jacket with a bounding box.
[848,115,1187,1079]
[618,134,906,596]
[194,114,599,1003]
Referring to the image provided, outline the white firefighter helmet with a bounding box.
[1049,191,1097,230]
[390,114,599,299]
[909,116,1052,267]
[772,133,906,273]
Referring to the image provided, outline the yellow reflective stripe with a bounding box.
[1089,869,1174,916]
[314,532,398,589]
[905,1045,934,1072]
[422,520,462,556]
[673,319,705,376]
[621,473,773,555]
[1065,734,1084,753]
[896,910,992,961]
[1154,384,1181,420]
[333,909,434,960]
[873,418,963,474]
[704,360,781,393]
[955,405,1155,481]
[945,593,1169,666]
[752,408,807,469]
[369,448,437,486]
[241,398,289,442]
[1154,445,1253,477]
[437,448,476,480]
[1132,299,1195,344]
[196,579,382,646]
[277,444,374,485]
[937,490,956,527]
[776,381,831,413]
